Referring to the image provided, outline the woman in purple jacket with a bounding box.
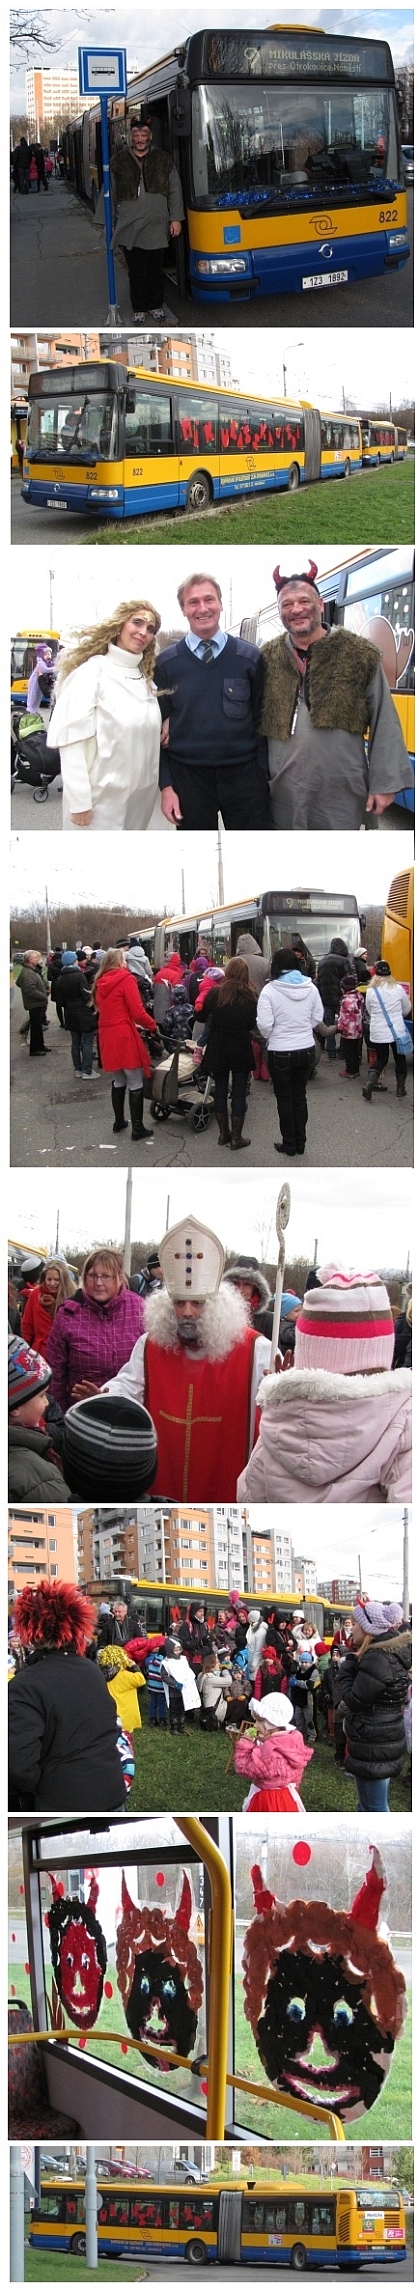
[45,1247,145,1411]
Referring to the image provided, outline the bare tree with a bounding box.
[10,10,90,62]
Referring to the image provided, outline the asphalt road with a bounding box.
[10,176,413,328]
[10,995,413,1169]
[140,2260,414,2281]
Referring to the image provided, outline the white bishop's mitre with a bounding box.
[159,1214,225,1301]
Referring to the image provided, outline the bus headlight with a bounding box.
[87,487,119,499]
[196,257,248,274]
[388,231,407,247]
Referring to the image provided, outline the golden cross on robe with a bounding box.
[158,1384,222,1498]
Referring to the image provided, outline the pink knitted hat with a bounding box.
[294,1265,394,1374]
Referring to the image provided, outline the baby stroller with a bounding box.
[11,710,61,805]
[145,1041,215,1132]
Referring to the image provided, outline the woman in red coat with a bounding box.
[21,1257,76,1351]
[94,948,159,1142]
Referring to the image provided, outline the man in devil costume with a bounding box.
[116,1869,203,2065]
[103,1213,270,1501]
[259,561,413,830]
[243,1848,406,2122]
[47,1871,107,2028]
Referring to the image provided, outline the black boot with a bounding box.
[216,1111,231,1146]
[129,1090,153,1141]
[396,1081,407,1097]
[231,1115,251,1150]
[111,1082,128,1133]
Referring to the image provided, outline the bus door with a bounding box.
[304,408,322,483]
[124,384,180,512]
[218,2189,242,2264]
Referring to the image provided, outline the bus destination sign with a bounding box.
[203,34,390,83]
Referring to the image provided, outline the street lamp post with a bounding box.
[282,340,304,395]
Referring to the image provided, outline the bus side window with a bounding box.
[264,2203,287,2230]
[311,2203,335,2234]
[289,2201,308,2229]
[168,2202,180,2228]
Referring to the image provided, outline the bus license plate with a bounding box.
[302,270,348,288]
[46,498,67,508]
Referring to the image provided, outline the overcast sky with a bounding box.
[10,5,414,104]
[10,826,413,918]
[247,1504,411,1596]
[10,539,413,648]
[8,1166,412,1270]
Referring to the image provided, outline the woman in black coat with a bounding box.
[333,1598,411,1811]
[179,1602,211,1671]
[199,957,257,1151]
[8,1580,126,1811]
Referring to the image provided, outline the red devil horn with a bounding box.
[251,1863,276,1916]
[87,1869,99,1914]
[121,1872,135,1916]
[176,1870,193,1933]
[308,560,318,582]
[47,1871,65,1903]
[350,1846,385,1931]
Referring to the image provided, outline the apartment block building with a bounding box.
[11,332,100,394]
[25,66,90,133]
[8,1507,76,1600]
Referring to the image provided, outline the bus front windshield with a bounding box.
[192,84,398,203]
[26,393,118,463]
[268,913,360,961]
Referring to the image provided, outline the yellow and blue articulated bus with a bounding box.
[361,418,407,466]
[22,364,365,519]
[62,28,409,305]
[29,2175,407,2269]
[121,25,408,304]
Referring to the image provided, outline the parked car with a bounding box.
[401,144,414,184]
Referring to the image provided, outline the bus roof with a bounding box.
[28,361,311,415]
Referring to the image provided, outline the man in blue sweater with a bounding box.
[155,572,270,829]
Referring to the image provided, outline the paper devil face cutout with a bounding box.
[47,1871,107,2029]
[116,1869,203,2067]
[243,1851,406,2123]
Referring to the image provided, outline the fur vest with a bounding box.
[260,628,380,739]
[112,144,173,202]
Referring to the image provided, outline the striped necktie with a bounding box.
[200,641,216,665]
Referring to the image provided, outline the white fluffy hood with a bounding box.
[145,1281,249,1361]
[257,1367,411,1410]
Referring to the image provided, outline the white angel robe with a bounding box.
[47,642,169,831]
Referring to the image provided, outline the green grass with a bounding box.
[128,1719,411,1815]
[25,2258,147,2280]
[83,458,414,547]
[233,1978,412,2144]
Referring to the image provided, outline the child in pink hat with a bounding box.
[237,1266,411,1505]
[234,1691,313,1811]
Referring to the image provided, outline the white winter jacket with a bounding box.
[365,980,411,1045]
[257,976,324,1052]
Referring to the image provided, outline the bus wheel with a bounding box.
[71,2234,86,2256]
[287,463,300,492]
[186,472,211,512]
[187,2239,207,2265]
[290,2244,307,2271]
[343,457,351,477]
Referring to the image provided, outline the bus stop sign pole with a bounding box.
[78,47,127,323]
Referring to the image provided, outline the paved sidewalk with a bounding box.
[11,176,135,326]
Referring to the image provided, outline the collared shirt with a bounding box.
[185,627,228,658]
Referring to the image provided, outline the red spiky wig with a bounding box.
[273,560,319,594]
[13,1579,95,1654]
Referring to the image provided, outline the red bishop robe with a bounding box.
[144,1327,258,1500]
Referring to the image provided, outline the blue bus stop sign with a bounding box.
[78,48,127,98]
[78,48,127,319]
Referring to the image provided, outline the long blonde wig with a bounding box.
[56,600,161,690]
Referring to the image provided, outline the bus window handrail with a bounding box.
[8,2028,345,2139]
